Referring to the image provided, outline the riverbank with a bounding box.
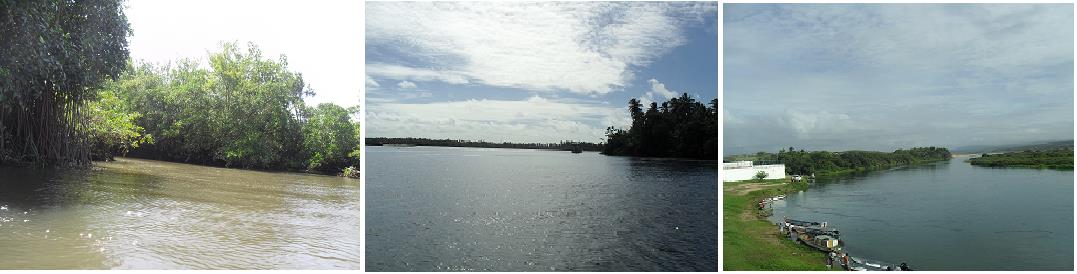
[95,155,361,179]
[723,179,826,270]
[967,149,1073,170]
[723,159,953,270]
[801,156,953,179]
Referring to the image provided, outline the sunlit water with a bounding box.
[768,158,1073,270]
[366,146,718,271]
[0,158,360,269]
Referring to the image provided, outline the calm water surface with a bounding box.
[366,146,718,271]
[768,158,1073,270]
[0,158,360,269]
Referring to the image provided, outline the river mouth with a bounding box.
[0,157,361,269]
[767,158,1073,271]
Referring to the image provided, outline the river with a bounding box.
[0,157,360,269]
[365,146,718,271]
[767,158,1073,270]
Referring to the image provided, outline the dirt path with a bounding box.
[724,182,774,195]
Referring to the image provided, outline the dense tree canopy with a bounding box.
[101,43,359,173]
[0,0,130,165]
[748,147,952,175]
[603,93,718,159]
[303,103,360,172]
[0,2,359,175]
[86,84,150,160]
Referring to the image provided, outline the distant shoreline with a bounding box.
[370,144,722,162]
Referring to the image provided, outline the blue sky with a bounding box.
[365,2,717,143]
[725,4,1073,155]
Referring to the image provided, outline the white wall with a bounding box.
[723,164,787,182]
[722,161,753,169]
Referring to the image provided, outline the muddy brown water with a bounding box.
[0,157,360,269]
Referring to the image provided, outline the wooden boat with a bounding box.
[795,229,842,252]
[779,218,842,252]
[784,218,822,227]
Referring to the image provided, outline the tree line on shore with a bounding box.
[1,0,130,166]
[1,1,359,176]
[602,93,718,159]
[968,149,1073,170]
[97,43,360,173]
[749,147,952,175]
[366,137,603,151]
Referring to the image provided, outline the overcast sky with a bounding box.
[725,4,1073,155]
[125,0,361,108]
[365,2,718,143]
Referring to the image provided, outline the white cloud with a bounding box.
[636,78,680,107]
[396,81,417,89]
[366,2,715,94]
[368,96,629,143]
[365,75,380,89]
[781,110,857,139]
[646,78,678,100]
[366,63,470,84]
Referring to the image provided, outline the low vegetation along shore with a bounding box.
[370,94,719,160]
[728,147,952,177]
[968,149,1074,170]
[723,178,825,270]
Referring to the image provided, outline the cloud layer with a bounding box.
[366,2,717,143]
[725,4,1073,154]
[367,2,716,95]
[367,96,628,143]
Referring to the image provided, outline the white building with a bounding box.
[722,161,787,182]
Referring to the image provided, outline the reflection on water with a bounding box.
[0,158,360,269]
[366,146,718,271]
[769,158,1073,270]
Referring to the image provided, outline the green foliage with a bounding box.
[0,0,130,165]
[86,86,151,160]
[603,94,718,159]
[100,42,359,172]
[302,103,359,172]
[748,147,952,175]
[340,166,360,179]
[724,180,825,270]
[347,106,361,159]
[968,149,1073,170]
[754,170,768,181]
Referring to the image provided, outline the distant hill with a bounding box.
[953,140,1073,154]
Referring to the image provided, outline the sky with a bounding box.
[725,4,1074,155]
[124,0,361,108]
[365,2,718,143]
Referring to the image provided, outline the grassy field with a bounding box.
[723,179,829,271]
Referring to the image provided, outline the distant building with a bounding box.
[722,161,786,182]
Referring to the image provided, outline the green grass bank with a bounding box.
[723,179,828,271]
